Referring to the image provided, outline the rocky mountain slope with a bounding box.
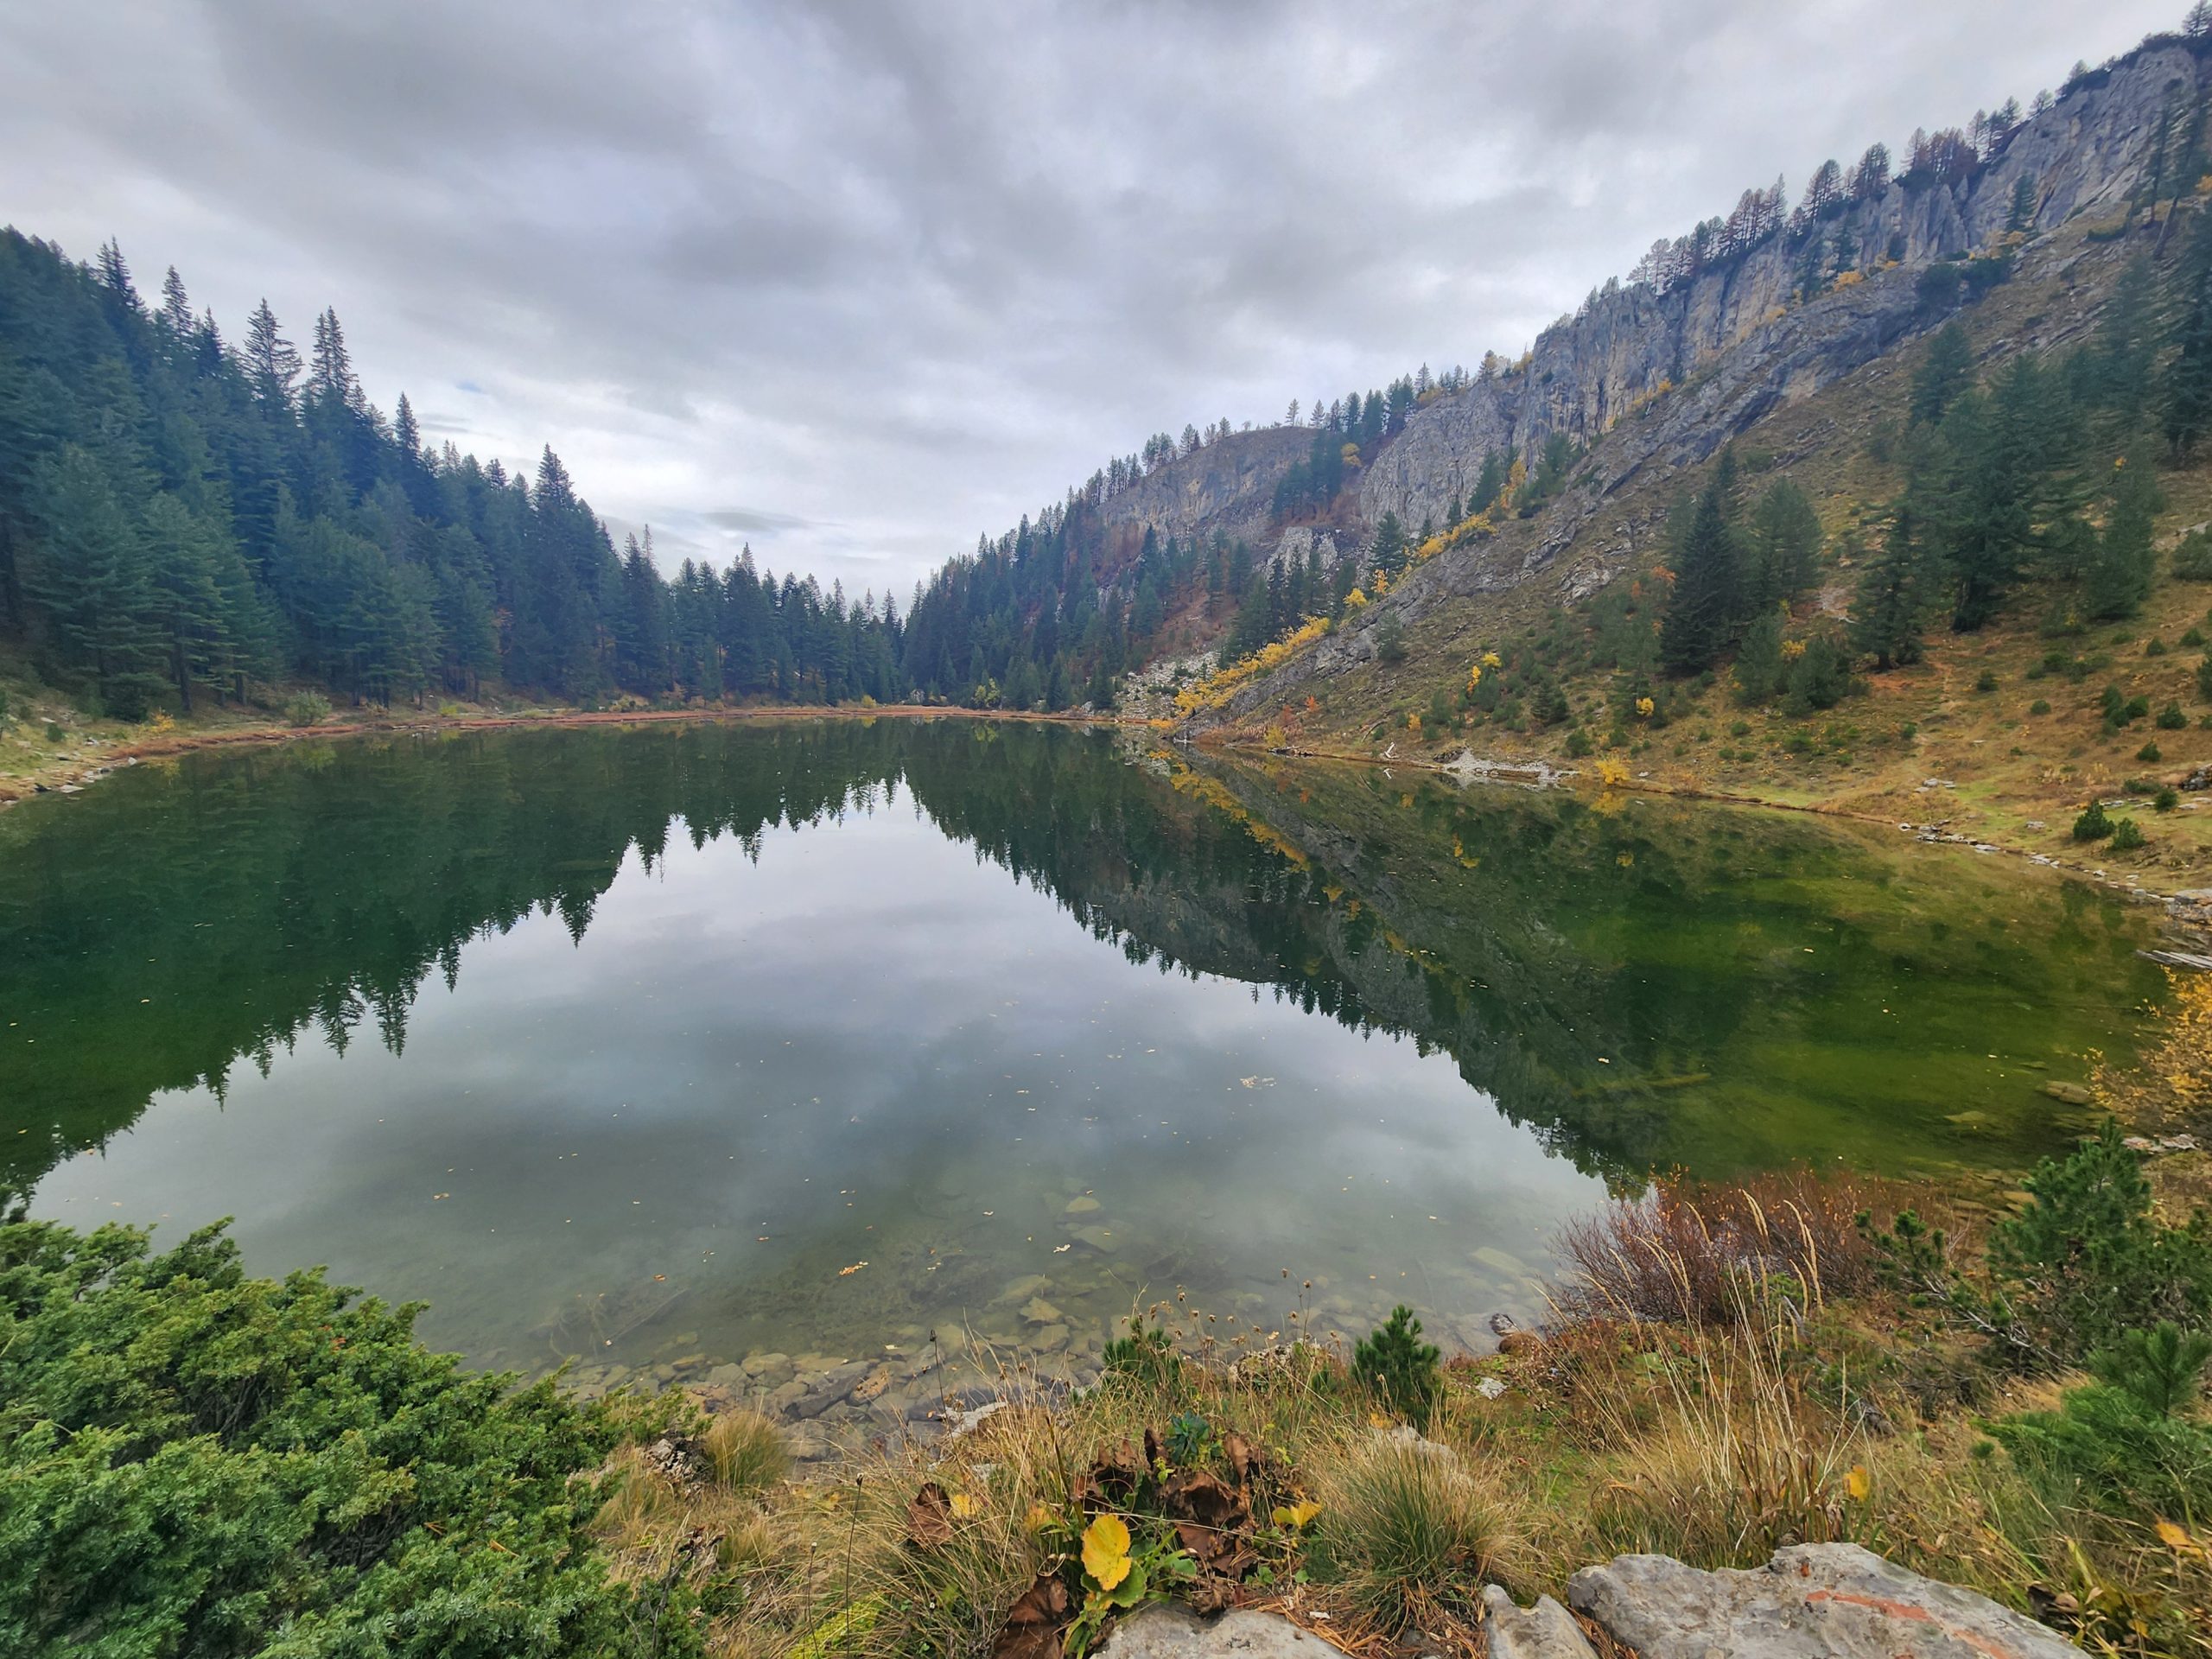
[1099,40,2189,574]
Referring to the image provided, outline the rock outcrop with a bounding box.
[1099,1544,2082,1657]
[1563,1543,2082,1659]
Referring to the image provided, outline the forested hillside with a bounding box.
[0,232,902,717]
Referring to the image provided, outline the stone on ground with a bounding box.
[1096,1605,1349,1656]
[1481,1584,1599,1658]
[1567,1543,2079,1659]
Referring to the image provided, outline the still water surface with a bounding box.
[0,719,2163,1379]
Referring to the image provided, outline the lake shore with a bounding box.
[10,696,2212,915]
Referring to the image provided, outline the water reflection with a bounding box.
[1,719,2158,1376]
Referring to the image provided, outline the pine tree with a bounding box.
[1369,512,1408,579]
[1909,323,1974,426]
[1744,477,1821,611]
[241,300,302,409]
[2165,207,2212,454]
[22,446,164,715]
[2082,448,2163,620]
[1658,480,1739,676]
[1849,504,1929,670]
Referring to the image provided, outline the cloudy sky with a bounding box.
[0,2,2176,600]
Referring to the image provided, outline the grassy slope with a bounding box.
[1196,222,2212,895]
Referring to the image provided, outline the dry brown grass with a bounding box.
[1553,1165,1898,1325]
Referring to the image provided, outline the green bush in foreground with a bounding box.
[0,1219,683,1659]
[1353,1305,1442,1425]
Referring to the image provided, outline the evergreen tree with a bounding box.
[1658,479,1739,676]
[2165,205,2212,454]
[1849,504,1929,670]
[2082,448,2163,620]
[1369,512,1408,579]
[1744,477,1821,611]
[1909,323,1974,427]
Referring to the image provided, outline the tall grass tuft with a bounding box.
[1306,1433,1518,1634]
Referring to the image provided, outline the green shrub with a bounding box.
[284,690,333,727]
[1101,1314,1182,1391]
[2158,701,2189,730]
[2183,627,2207,648]
[1352,1305,1441,1425]
[1565,728,1593,758]
[2029,699,2050,716]
[2138,741,2163,764]
[2147,638,2171,658]
[0,1219,673,1659]
[2111,817,2145,850]
[1988,1122,2212,1360]
[1974,669,1999,692]
[44,721,66,743]
[2157,788,2181,813]
[2073,800,2113,841]
[1990,1380,2212,1521]
[1375,615,1407,664]
[2094,1322,2212,1416]
[2176,529,2212,580]
[2201,654,2212,703]
[2126,694,2152,722]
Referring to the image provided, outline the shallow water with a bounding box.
[0,718,2163,1381]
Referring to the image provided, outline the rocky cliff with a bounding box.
[1357,41,2194,536]
[1181,38,2200,722]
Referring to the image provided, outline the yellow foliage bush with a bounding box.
[1173,616,1334,716]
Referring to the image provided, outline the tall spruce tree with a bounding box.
[1658,478,1740,676]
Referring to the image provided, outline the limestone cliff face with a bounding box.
[1357,42,2196,536]
[1093,423,1313,550]
[1085,37,2193,665]
[1190,41,2199,725]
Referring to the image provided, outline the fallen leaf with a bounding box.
[1845,1464,1870,1502]
[838,1261,868,1277]
[993,1573,1068,1659]
[906,1481,953,1548]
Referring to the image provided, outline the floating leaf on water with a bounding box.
[838,1261,868,1277]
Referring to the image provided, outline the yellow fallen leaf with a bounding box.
[950,1491,979,1518]
[1845,1465,1870,1501]
[838,1262,868,1277]
[2158,1518,2194,1551]
[1082,1512,1132,1591]
[1272,1499,1322,1529]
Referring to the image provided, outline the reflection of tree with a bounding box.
[0,721,2158,1205]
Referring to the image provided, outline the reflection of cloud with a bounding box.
[0,0,2171,598]
[700,506,825,534]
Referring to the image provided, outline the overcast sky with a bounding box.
[0,2,2177,600]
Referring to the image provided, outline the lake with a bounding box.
[0,717,2164,1394]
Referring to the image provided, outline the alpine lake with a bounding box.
[0,717,2167,1412]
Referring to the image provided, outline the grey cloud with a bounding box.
[0,0,2177,603]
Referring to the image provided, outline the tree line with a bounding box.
[1654,217,2209,702]
[0,231,903,718]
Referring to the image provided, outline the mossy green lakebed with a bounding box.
[0,717,2165,1388]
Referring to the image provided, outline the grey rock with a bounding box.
[785,1359,873,1420]
[1096,1604,1350,1656]
[1567,1543,2078,1659]
[1481,1585,1598,1659]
